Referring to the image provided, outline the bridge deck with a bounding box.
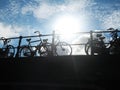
[0,55,119,89]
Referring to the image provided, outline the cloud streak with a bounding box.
[0,22,20,37]
[21,0,95,19]
[0,0,120,55]
[102,10,120,29]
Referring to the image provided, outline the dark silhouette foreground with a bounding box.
[0,55,119,90]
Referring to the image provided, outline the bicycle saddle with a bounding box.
[26,38,31,42]
[107,28,115,31]
[43,39,48,42]
[99,36,105,40]
[96,34,102,37]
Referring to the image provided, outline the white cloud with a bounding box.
[71,34,90,55]
[21,4,35,15]
[102,10,120,29]
[65,0,95,12]
[0,22,43,38]
[21,0,95,19]
[33,3,57,19]
[0,22,23,38]
[8,0,20,15]
[0,0,21,25]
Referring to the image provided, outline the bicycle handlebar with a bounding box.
[107,28,120,32]
[107,28,115,31]
[0,37,11,44]
[34,31,42,37]
[34,31,39,33]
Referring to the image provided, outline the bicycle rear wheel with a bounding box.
[19,46,32,57]
[55,42,72,56]
[6,45,15,58]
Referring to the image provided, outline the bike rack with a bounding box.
[0,29,120,58]
[15,36,23,58]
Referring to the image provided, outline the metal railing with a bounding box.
[0,29,120,58]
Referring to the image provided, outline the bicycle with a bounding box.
[46,35,72,56]
[107,28,120,55]
[85,33,108,55]
[19,31,72,57]
[85,28,120,55]
[0,37,15,58]
[19,31,48,57]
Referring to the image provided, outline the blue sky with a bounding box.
[0,0,120,54]
[0,0,120,37]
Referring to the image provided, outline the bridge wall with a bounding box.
[0,55,119,89]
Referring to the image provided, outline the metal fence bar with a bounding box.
[15,36,22,57]
[0,30,120,57]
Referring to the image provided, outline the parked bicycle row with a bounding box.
[85,28,120,55]
[0,28,120,58]
[0,31,72,58]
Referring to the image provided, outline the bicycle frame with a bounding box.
[25,36,44,56]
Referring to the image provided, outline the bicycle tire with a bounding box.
[55,42,72,56]
[85,41,107,55]
[19,46,32,57]
[85,42,91,55]
[6,45,15,58]
[85,42,99,55]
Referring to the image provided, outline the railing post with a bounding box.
[52,31,55,56]
[90,31,94,55]
[15,36,22,58]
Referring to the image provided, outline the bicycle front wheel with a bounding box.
[55,42,72,56]
[85,42,91,55]
[19,46,32,57]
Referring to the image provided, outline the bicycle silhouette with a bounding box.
[19,31,72,57]
[107,28,120,55]
[85,33,108,55]
[85,28,120,55]
[19,31,48,57]
[0,37,15,58]
[46,35,72,56]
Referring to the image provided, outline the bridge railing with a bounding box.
[0,30,120,57]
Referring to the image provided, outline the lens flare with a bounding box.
[53,14,87,40]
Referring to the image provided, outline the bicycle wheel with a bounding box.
[85,42,91,55]
[6,45,15,58]
[38,45,48,57]
[55,42,72,56]
[85,42,101,55]
[19,46,32,57]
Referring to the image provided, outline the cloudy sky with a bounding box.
[0,0,120,37]
[0,0,120,55]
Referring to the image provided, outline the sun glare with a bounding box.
[53,14,86,40]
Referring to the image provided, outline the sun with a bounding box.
[53,14,86,40]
